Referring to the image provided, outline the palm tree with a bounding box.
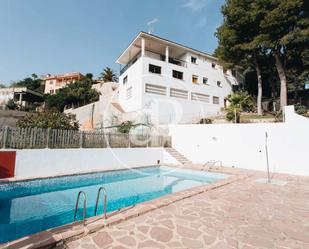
[99,67,118,82]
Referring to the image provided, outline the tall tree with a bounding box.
[216,0,265,115]
[11,74,43,92]
[99,67,118,82]
[256,0,308,108]
[45,78,100,112]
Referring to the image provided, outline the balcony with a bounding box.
[120,50,187,75]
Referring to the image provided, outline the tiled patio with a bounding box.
[64,168,309,249]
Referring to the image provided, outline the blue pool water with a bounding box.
[0,166,229,243]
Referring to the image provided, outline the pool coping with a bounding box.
[0,164,161,184]
[0,166,249,249]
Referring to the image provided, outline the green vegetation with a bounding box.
[45,78,100,112]
[99,67,118,82]
[199,118,213,124]
[225,92,255,123]
[17,110,79,130]
[11,73,44,93]
[295,103,308,117]
[117,121,134,133]
[6,99,18,110]
[216,0,308,110]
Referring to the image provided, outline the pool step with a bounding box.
[165,147,192,165]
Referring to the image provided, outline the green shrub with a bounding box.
[6,99,18,110]
[17,110,79,130]
[199,118,213,124]
[117,121,133,133]
[295,103,308,116]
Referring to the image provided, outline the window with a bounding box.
[170,88,188,99]
[50,90,54,94]
[191,92,210,103]
[172,70,183,80]
[192,75,198,84]
[149,64,161,74]
[212,63,216,69]
[217,81,222,87]
[126,87,132,99]
[203,77,208,84]
[49,80,54,85]
[223,68,227,75]
[213,96,220,104]
[191,56,197,64]
[145,84,167,95]
[123,76,128,84]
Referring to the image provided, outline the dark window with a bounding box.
[149,64,161,74]
[212,63,216,68]
[191,56,197,64]
[203,77,208,84]
[123,76,128,84]
[217,81,222,87]
[223,68,227,74]
[172,70,183,80]
[213,96,220,104]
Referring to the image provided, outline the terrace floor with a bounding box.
[64,166,309,249]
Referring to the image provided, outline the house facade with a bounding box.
[43,72,85,94]
[0,87,43,110]
[116,32,238,124]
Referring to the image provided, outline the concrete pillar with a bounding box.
[165,46,169,62]
[18,93,22,105]
[141,38,145,57]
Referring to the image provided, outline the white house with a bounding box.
[116,32,238,124]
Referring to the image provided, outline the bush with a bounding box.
[225,92,254,123]
[199,118,213,124]
[117,121,133,133]
[226,108,241,123]
[6,99,18,110]
[17,110,79,130]
[295,103,308,116]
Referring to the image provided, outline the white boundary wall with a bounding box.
[14,148,177,179]
[169,106,309,176]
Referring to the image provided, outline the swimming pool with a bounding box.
[0,166,229,243]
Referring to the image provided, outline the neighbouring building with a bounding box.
[64,82,122,130]
[117,32,238,124]
[43,72,85,94]
[0,87,43,110]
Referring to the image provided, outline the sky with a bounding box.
[0,0,225,85]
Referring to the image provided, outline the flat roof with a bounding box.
[116,31,218,64]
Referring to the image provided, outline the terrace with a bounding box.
[3,165,309,249]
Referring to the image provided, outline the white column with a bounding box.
[19,93,23,104]
[141,38,145,57]
[165,46,169,62]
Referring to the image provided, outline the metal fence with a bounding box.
[0,126,171,149]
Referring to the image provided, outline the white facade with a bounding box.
[13,147,177,179]
[117,32,237,124]
[169,106,309,176]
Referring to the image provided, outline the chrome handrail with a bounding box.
[73,191,87,225]
[94,186,107,219]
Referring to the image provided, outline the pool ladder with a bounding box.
[73,187,108,225]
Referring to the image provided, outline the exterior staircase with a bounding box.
[165,147,192,165]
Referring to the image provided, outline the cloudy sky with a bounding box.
[0,0,225,84]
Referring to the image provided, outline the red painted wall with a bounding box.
[0,151,16,178]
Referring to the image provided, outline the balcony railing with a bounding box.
[120,50,187,75]
[120,52,141,75]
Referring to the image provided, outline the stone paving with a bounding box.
[65,168,309,249]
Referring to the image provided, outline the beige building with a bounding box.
[43,72,85,94]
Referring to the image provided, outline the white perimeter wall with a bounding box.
[169,106,309,176]
[14,147,177,179]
